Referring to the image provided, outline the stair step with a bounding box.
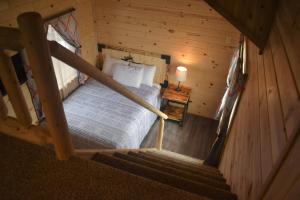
[128,151,225,182]
[150,149,204,165]
[144,151,220,174]
[92,153,237,200]
[113,152,230,191]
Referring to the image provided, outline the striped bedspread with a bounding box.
[63,79,161,149]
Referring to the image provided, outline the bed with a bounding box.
[63,47,169,149]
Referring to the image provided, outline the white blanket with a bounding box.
[63,79,161,149]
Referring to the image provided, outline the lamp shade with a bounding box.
[176,66,187,82]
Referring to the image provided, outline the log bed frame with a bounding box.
[0,12,168,160]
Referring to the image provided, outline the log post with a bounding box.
[17,12,73,160]
[156,117,165,150]
[0,50,32,126]
[0,92,8,120]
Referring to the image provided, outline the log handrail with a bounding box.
[0,93,8,120]
[48,40,168,120]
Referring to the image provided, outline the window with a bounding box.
[46,25,78,98]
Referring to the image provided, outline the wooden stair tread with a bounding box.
[132,152,224,181]
[92,153,237,200]
[0,134,213,200]
[145,150,219,173]
[151,149,204,165]
[113,152,230,191]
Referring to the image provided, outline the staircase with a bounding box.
[0,133,237,200]
[90,149,237,200]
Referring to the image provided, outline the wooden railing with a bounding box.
[0,12,167,159]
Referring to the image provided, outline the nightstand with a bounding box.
[161,84,191,126]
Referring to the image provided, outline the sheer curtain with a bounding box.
[204,38,247,167]
[47,25,79,98]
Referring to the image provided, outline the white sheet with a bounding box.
[63,79,161,149]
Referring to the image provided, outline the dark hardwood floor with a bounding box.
[141,114,218,160]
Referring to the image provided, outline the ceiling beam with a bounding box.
[204,0,279,51]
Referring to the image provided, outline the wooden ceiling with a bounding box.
[204,0,279,51]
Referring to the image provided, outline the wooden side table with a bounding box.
[161,84,191,126]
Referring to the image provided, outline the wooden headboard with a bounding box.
[98,44,170,84]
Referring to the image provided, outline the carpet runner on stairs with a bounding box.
[128,151,225,181]
[92,150,237,200]
[0,134,237,200]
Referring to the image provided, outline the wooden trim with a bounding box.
[44,7,75,22]
[242,38,247,74]
[0,92,8,119]
[156,118,165,150]
[0,50,32,127]
[17,12,73,160]
[75,148,156,155]
[0,26,23,51]
[161,54,171,65]
[0,117,52,145]
[75,148,156,160]
[49,41,168,119]
[97,43,171,65]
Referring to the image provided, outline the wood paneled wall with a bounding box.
[0,0,98,122]
[0,0,97,65]
[93,0,240,118]
[219,0,300,199]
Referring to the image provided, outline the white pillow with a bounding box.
[102,54,128,76]
[131,63,156,86]
[113,64,144,88]
[153,83,161,90]
[142,65,156,86]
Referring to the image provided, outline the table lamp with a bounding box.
[175,66,187,91]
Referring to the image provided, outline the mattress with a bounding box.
[63,79,161,149]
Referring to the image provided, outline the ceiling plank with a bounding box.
[204,0,279,51]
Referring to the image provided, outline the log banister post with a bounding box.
[0,50,32,126]
[156,117,165,150]
[0,93,8,120]
[17,12,73,160]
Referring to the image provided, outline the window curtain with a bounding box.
[204,40,247,167]
[22,10,86,121]
[47,25,79,99]
[21,50,44,120]
[44,11,88,84]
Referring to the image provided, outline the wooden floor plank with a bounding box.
[141,114,218,160]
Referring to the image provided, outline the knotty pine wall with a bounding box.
[0,0,98,122]
[93,0,240,118]
[219,0,300,199]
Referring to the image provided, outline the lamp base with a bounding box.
[175,81,182,91]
